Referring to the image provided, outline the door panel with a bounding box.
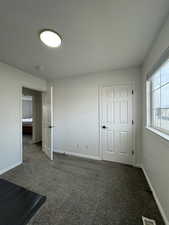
[42,86,54,160]
[119,131,129,153]
[101,85,133,165]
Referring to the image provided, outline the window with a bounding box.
[147,59,169,136]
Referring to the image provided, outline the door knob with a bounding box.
[102,125,107,129]
[48,125,56,128]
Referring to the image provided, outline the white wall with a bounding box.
[53,68,142,164]
[142,15,169,224]
[0,62,47,174]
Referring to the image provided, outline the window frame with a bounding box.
[146,59,169,138]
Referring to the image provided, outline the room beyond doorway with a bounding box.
[22,87,43,161]
[21,86,54,162]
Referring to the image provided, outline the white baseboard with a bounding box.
[32,139,42,144]
[0,161,22,175]
[54,149,101,161]
[142,166,169,225]
[135,163,142,168]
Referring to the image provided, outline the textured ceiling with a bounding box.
[0,0,169,79]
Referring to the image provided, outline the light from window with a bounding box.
[147,59,169,135]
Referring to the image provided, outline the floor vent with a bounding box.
[142,217,156,225]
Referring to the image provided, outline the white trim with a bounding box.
[50,86,54,160]
[131,84,136,166]
[135,164,142,168]
[32,139,42,144]
[142,166,169,225]
[19,86,23,164]
[146,126,169,143]
[54,149,101,161]
[0,161,22,175]
[142,216,156,225]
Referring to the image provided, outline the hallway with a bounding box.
[23,135,42,163]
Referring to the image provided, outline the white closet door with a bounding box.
[101,85,134,165]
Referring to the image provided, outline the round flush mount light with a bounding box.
[40,30,62,48]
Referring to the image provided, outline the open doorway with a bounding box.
[22,87,43,161]
[21,85,54,162]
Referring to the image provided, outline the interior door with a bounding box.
[32,93,42,143]
[42,86,54,160]
[101,85,133,165]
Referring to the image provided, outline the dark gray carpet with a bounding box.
[1,135,164,225]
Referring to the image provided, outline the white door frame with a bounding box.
[98,82,136,166]
[19,85,48,163]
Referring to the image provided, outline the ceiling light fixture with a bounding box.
[40,30,62,48]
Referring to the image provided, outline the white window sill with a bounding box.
[145,126,169,142]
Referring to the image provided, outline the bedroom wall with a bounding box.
[142,15,169,224]
[53,68,142,164]
[0,62,47,174]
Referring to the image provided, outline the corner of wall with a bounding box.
[141,165,169,225]
[0,161,22,175]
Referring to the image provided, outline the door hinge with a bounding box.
[132,120,134,125]
[131,150,134,155]
[132,90,134,95]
